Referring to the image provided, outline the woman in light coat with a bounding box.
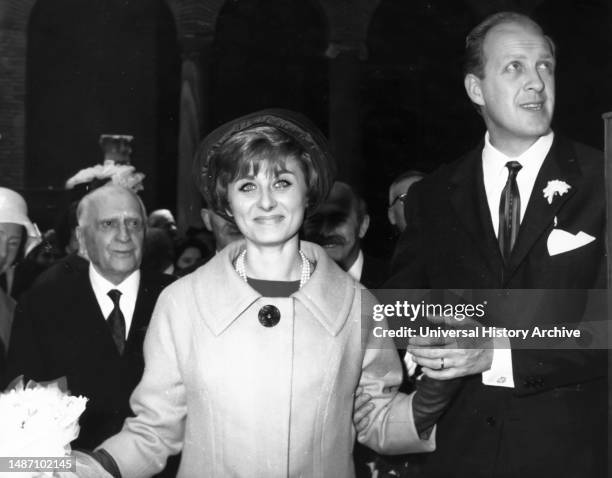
[92,110,436,478]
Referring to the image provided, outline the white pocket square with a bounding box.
[547,228,595,256]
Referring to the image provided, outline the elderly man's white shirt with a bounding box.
[89,264,140,338]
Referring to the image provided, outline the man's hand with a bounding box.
[408,316,494,379]
[353,387,375,434]
[409,341,493,379]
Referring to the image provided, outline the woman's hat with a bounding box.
[194,108,336,209]
[0,187,41,254]
[0,188,37,238]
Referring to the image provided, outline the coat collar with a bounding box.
[190,240,356,337]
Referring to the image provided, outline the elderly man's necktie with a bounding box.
[498,161,522,262]
[107,289,126,355]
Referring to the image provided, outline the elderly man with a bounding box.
[388,12,606,478]
[6,184,174,450]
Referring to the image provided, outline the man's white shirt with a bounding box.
[346,249,364,283]
[481,131,554,388]
[89,264,140,339]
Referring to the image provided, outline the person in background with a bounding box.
[387,170,425,234]
[303,181,388,289]
[173,238,209,276]
[200,203,243,252]
[142,227,176,275]
[147,209,178,241]
[0,187,39,386]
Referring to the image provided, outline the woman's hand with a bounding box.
[353,387,375,434]
[55,450,115,478]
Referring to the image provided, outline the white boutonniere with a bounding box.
[542,180,571,204]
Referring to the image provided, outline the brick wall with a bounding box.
[0,0,36,189]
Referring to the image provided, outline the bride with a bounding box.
[72,109,448,478]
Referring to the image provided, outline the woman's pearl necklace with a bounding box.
[235,249,311,289]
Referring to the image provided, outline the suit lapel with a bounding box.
[505,137,581,282]
[450,146,505,281]
[69,270,118,354]
[127,275,153,347]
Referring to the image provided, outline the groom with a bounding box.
[388,12,606,478]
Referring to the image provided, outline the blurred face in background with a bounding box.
[176,246,203,270]
[148,209,178,238]
[0,222,23,275]
[304,207,369,271]
[201,208,242,251]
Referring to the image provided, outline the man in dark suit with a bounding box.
[303,181,388,288]
[388,12,606,478]
[6,184,174,450]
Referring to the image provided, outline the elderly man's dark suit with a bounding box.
[388,136,606,478]
[6,254,174,450]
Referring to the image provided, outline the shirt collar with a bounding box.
[89,263,140,296]
[483,131,554,178]
[346,249,364,282]
[89,264,141,332]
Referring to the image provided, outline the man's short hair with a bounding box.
[463,11,556,79]
[76,184,147,227]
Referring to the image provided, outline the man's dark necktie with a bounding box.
[498,161,523,262]
[0,274,7,294]
[107,289,126,355]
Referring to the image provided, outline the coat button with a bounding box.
[258,305,281,327]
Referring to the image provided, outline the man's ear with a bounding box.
[200,208,213,232]
[358,214,370,239]
[74,226,89,260]
[464,73,485,106]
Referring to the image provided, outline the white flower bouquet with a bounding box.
[0,377,87,478]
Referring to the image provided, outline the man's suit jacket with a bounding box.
[5,254,174,450]
[388,136,607,478]
[360,253,389,289]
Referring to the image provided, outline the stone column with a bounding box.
[326,42,366,191]
[318,0,381,194]
[175,34,213,232]
[0,0,37,189]
[166,0,226,232]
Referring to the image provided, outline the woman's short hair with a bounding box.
[194,109,335,222]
